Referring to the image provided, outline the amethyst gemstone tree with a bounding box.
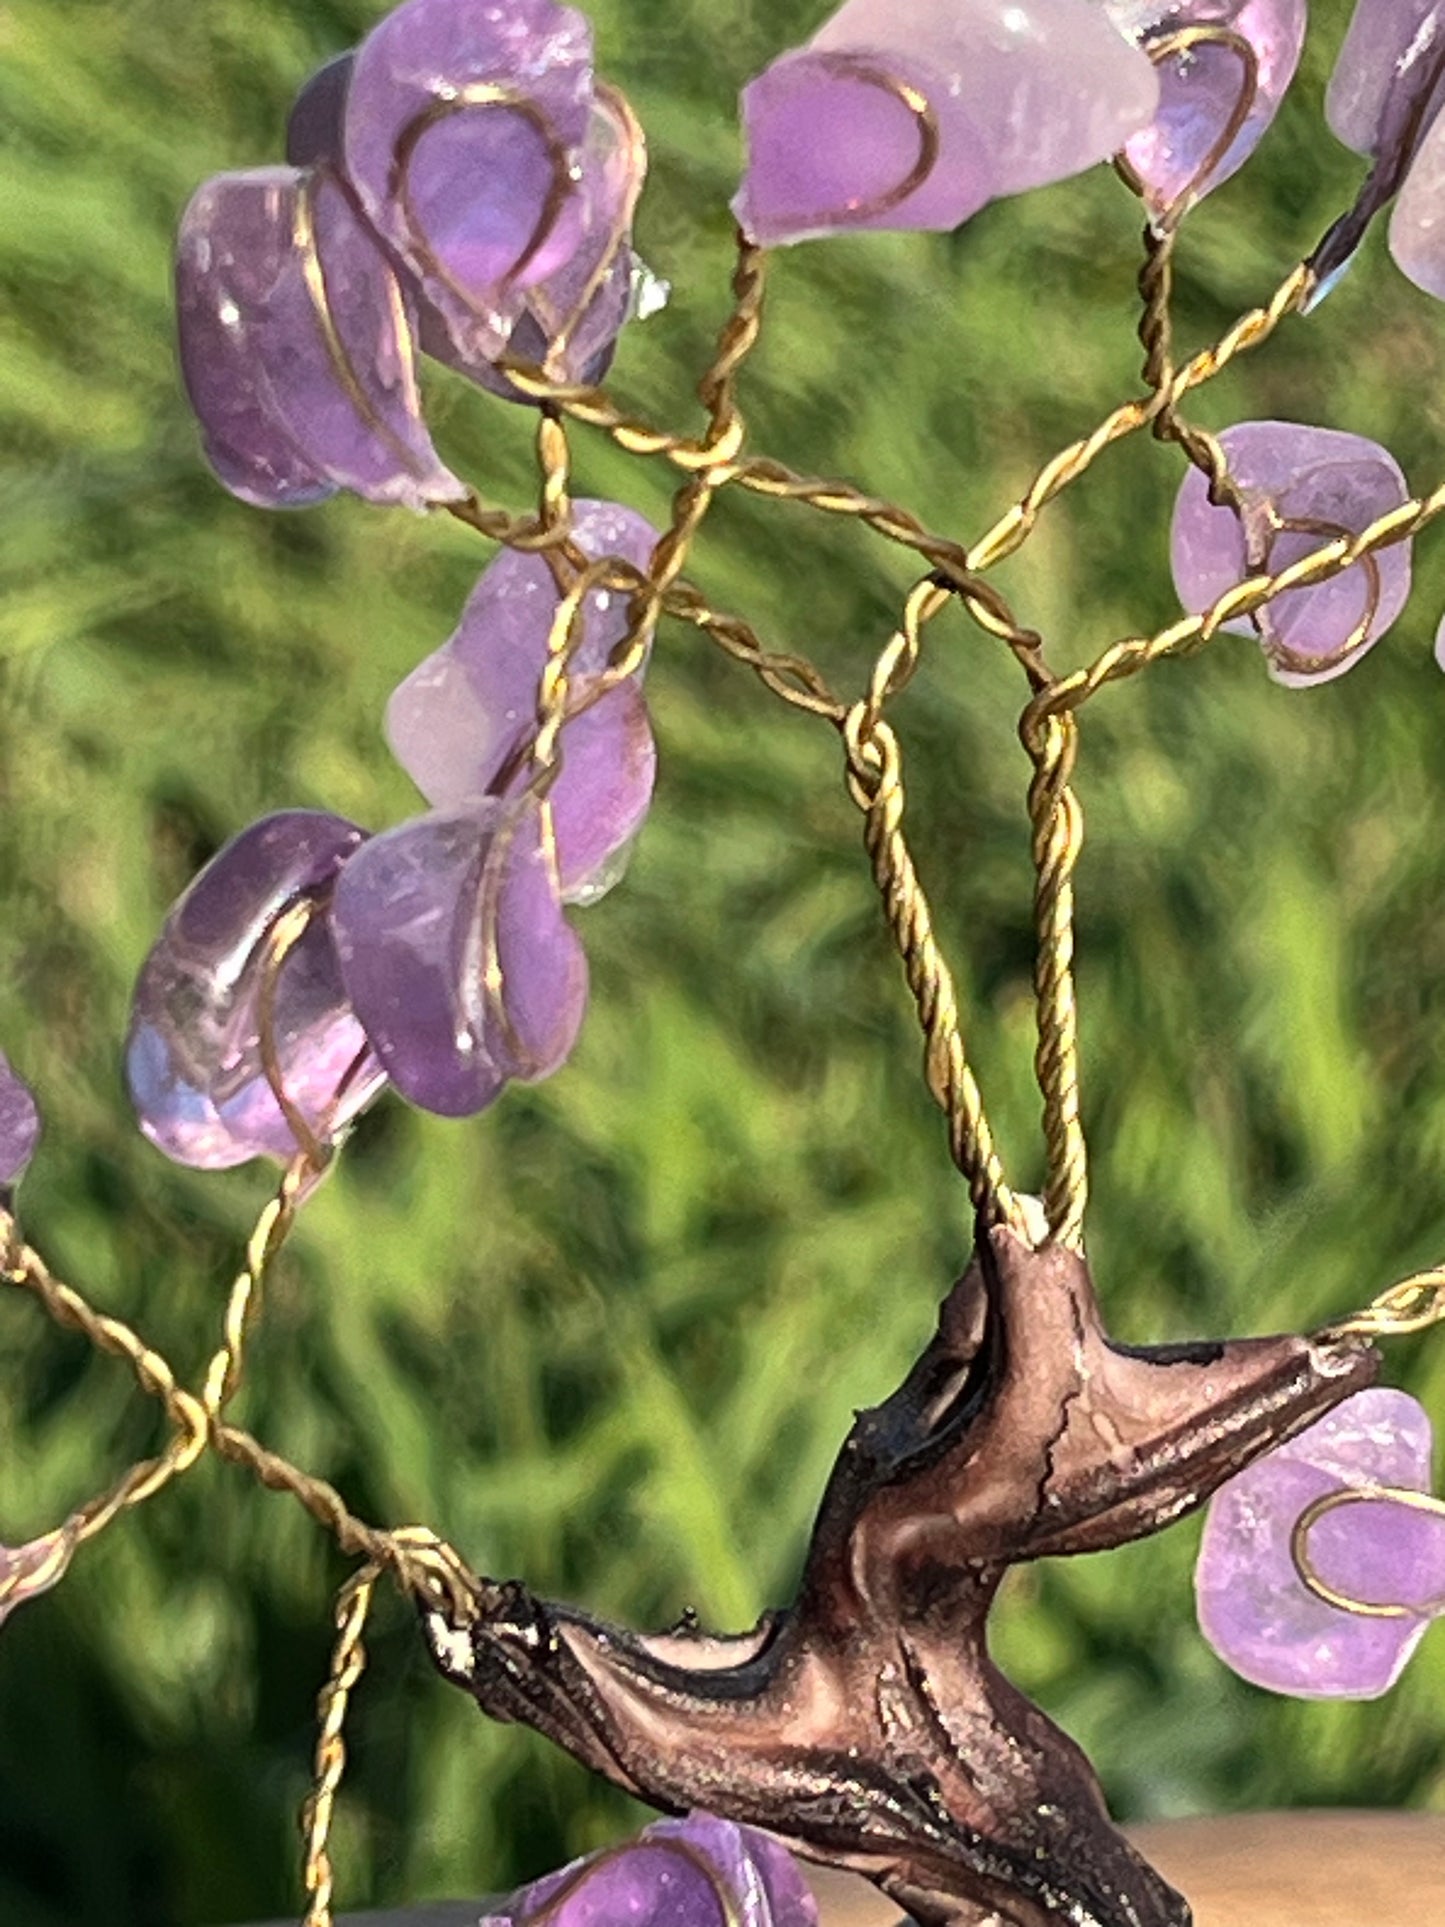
[7,4,1445,1927]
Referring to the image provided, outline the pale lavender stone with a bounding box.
[1311,1,1445,291]
[1196,1388,1445,1698]
[387,500,658,902]
[1170,420,1412,685]
[1390,103,1445,292]
[331,802,587,1118]
[0,1052,40,1189]
[0,1528,74,1630]
[1110,0,1306,215]
[736,0,1159,246]
[343,0,595,363]
[177,168,464,511]
[127,812,385,1169]
[1327,0,1445,156]
[482,1814,818,1927]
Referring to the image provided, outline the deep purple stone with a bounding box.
[286,52,354,170]
[733,0,1158,247]
[176,167,464,510]
[1197,1388,1445,1698]
[1170,420,1413,685]
[481,1814,818,1927]
[343,0,596,362]
[331,801,587,1118]
[386,499,658,902]
[127,811,385,1169]
[0,1052,40,1190]
[1110,0,1307,216]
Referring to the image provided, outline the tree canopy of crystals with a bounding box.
[10,0,1445,1923]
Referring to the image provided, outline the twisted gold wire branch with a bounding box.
[842,697,1024,1234]
[1022,713,1087,1248]
[302,1565,380,1927]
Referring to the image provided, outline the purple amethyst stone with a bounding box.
[1170,420,1412,684]
[387,499,659,902]
[127,812,384,1169]
[0,1052,40,1190]
[481,1814,818,1927]
[1197,1388,1445,1697]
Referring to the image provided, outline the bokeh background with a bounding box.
[4,1,1445,1921]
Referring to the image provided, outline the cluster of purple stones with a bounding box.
[7,0,1445,1833]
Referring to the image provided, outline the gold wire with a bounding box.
[0,1226,209,1569]
[301,1564,380,1927]
[842,695,1024,1234]
[1318,1265,1445,1342]
[1291,1484,1445,1621]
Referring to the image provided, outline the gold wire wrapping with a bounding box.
[1290,1484,1445,1620]
[302,1565,380,1927]
[16,122,1445,1916]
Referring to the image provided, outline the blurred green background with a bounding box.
[3,1,1445,1921]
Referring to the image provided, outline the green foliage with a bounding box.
[3,2,1445,1922]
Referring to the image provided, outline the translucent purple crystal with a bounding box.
[1196,1389,1445,1698]
[176,167,464,510]
[343,0,596,362]
[0,1528,74,1631]
[289,49,646,391]
[481,1814,818,1927]
[1170,421,1413,685]
[1109,0,1306,217]
[0,1052,40,1190]
[733,0,1159,247]
[127,812,385,1169]
[331,801,587,1118]
[387,500,658,902]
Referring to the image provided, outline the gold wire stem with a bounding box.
[967,260,1311,576]
[1291,1484,1445,1620]
[1022,712,1087,1249]
[301,1565,380,1927]
[202,1148,324,1424]
[1318,1265,1445,1342]
[1,1223,209,1561]
[1023,469,1445,729]
[842,704,1024,1233]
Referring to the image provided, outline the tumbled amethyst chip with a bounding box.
[0,1052,40,1190]
[387,499,659,902]
[734,0,1158,246]
[1197,1389,1445,1698]
[127,811,385,1169]
[481,1813,818,1927]
[331,801,587,1118]
[343,0,595,362]
[1326,0,1445,157]
[1109,0,1307,217]
[177,167,464,510]
[1170,420,1412,684]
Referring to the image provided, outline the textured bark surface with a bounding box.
[425,1227,1380,1926]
